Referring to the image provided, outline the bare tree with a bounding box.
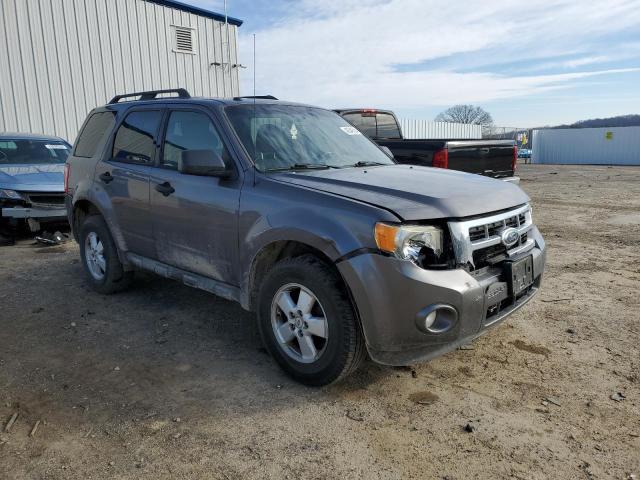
[435,105,494,126]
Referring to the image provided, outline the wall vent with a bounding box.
[173,26,195,54]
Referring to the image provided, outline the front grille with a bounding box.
[24,192,66,206]
[469,225,485,241]
[505,216,518,228]
[448,204,535,269]
[470,213,523,242]
[487,221,503,237]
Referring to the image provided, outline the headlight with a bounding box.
[375,223,445,267]
[0,189,23,200]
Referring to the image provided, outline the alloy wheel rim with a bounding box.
[270,283,329,364]
[84,231,106,280]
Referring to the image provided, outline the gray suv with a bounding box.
[65,89,546,386]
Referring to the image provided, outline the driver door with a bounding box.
[149,107,241,285]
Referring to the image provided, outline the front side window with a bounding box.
[112,111,162,164]
[225,105,394,172]
[0,139,70,165]
[162,111,228,169]
[75,111,116,158]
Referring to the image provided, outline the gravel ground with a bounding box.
[1,164,639,480]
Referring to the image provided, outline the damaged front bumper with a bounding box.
[337,227,546,366]
[1,205,67,232]
[1,206,67,219]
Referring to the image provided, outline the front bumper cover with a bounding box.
[1,206,67,220]
[337,226,546,366]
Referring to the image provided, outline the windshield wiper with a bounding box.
[344,161,388,168]
[266,163,336,172]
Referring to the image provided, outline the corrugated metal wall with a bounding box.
[532,127,640,165]
[399,119,482,139]
[0,0,240,142]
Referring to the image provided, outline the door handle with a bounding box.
[155,181,175,197]
[99,172,114,184]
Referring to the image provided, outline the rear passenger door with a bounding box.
[149,107,241,284]
[94,108,163,258]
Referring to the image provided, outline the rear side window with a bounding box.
[342,113,376,138]
[162,111,228,169]
[376,113,401,139]
[112,111,162,164]
[74,112,116,158]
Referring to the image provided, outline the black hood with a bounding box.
[271,164,529,221]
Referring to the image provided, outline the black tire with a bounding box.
[257,254,366,386]
[0,220,15,246]
[79,215,133,294]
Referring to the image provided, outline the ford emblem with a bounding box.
[501,228,520,248]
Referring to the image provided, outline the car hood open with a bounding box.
[272,164,529,220]
[0,164,65,192]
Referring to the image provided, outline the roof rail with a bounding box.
[108,88,191,104]
[232,95,278,101]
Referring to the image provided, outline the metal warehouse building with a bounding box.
[532,126,640,165]
[0,0,242,142]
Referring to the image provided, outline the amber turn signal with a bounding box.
[374,223,399,253]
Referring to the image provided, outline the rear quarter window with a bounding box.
[375,113,401,139]
[342,113,377,138]
[74,112,116,158]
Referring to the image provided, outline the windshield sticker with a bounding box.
[45,144,68,150]
[290,123,298,140]
[340,126,362,135]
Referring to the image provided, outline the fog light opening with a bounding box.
[415,304,458,334]
[424,310,437,329]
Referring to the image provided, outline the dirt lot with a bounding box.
[1,164,639,479]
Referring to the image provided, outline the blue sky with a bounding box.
[192,0,640,127]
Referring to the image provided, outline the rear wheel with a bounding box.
[79,215,132,294]
[258,255,366,386]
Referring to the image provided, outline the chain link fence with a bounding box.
[482,126,533,149]
[398,119,482,139]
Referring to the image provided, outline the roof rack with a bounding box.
[108,88,191,104]
[232,95,278,101]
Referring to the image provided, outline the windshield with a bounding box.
[225,105,395,171]
[0,139,70,165]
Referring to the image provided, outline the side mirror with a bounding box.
[380,146,394,159]
[178,149,229,177]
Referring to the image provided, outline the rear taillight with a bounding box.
[64,163,70,194]
[512,146,518,173]
[433,148,448,169]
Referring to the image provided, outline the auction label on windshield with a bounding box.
[340,126,362,135]
[45,144,68,149]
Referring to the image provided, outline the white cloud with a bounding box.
[237,0,640,110]
[562,56,611,68]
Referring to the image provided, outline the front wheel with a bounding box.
[79,215,133,294]
[257,255,366,386]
